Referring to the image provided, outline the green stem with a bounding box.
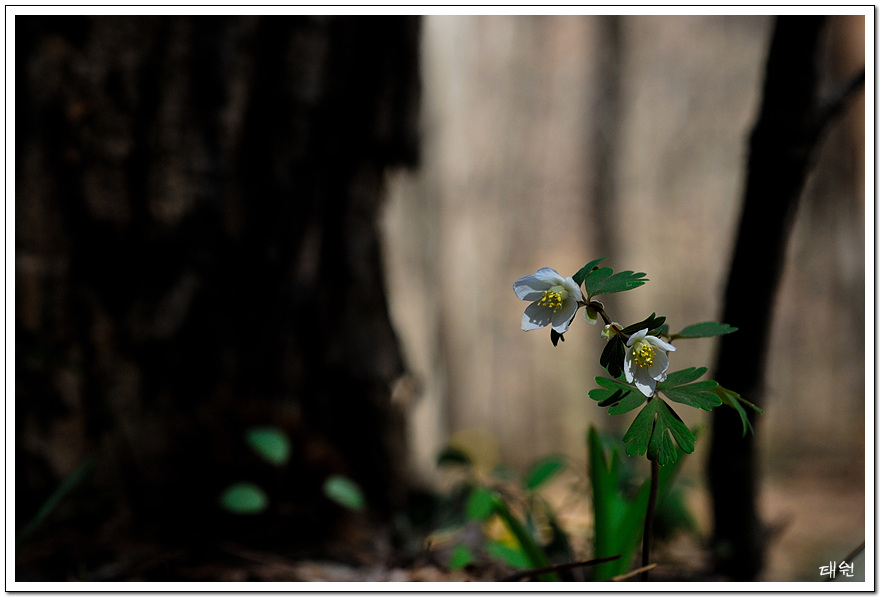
[640,457,659,581]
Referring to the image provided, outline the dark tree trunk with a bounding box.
[16,15,420,574]
[708,15,862,580]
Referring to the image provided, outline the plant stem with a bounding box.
[640,456,659,581]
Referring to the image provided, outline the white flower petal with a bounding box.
[562,276,584,302]
[522,301,554,331]
[647,350,669,380]
[513,274,553,300]
[626,328,648,346]
[624,353,635,383]
[550,299,579,334]
[645,334,676,352]
[534,267,565,285]
[633,373,655,397]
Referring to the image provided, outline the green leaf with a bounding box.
[712,384,764,437]
[584,267,648,298]
[571,257,606,286]
[587,426,690,580]
[437,446,472,468]
[599,335,626,378]
[589,376,633,403]
[245,427,291,466]
[486,541,531,569]
[672,321,738,339]
[466,486,497,521]
[657,369,721,411]
[323,475,366,511]
[608,389,649,415]
[219,482,269,514]
[449,544,476,569]
[524,455,566,490]
[536,496,576,564]
[621,312,666,335]
[18,457,96,546]
[597,389,627,408]
[661,366,709,386]
[589,377,647,414]
[623,398,696,466]
[492,499,558,580]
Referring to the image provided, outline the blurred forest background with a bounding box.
[14,13,866,582]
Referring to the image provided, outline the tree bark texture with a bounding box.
[16,15,420,555]
[708,15,862,580]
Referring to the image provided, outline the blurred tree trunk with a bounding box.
[16,15,420,562]
[708,15,863,580]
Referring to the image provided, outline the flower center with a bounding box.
[537,285,568,312]
[632,340,655,369]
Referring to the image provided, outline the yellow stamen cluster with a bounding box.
[632,341,655,369]
[537,290,564,312]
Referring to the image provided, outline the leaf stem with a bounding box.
[640,456,660,581]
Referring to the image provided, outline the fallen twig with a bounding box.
[498,555,621,582]
[609,563,657,582]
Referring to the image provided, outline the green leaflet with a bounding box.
[661,366,709,386]
[572,257,606,286]
[245,427,291,467]
[466,485,496,521]
[219,482,269,515]
[656,369,721,411]
[524,455,566,490]
[599,335,626,378]
[584,267,648,298]
[622,398,695,466]
[588,376,646,415]
[621,313,666,335]
[449,544,476,569]
[712,384,764,437]
[486,541,531,569]
[671,321,738,339]
[323,475,366,511]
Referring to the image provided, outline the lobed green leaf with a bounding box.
[622,398,696,466]
[651,401,696,464]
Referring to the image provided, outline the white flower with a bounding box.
[513,267,584,334]
[601,322,622,340]
[624,328,676,397]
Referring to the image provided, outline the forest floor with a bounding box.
[14,465,865,584]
